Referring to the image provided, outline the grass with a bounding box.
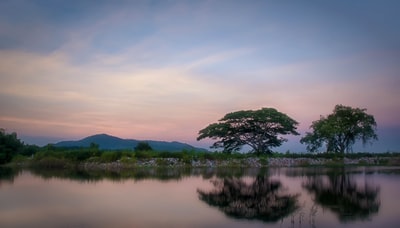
[5,146,400,168]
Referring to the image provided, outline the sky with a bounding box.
[0,0,399,152]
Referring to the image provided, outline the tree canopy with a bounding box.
[300,105,378,153]
[0,129,24,164]
[197,108,299,154]
[135,141,153,152]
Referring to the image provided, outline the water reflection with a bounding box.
[1,166,400,227]
[0,167,264,183]
[197,175,299,222]
[0,167,17,186]
[302,169,380,222]
[29,167,189,182]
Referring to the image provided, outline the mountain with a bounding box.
[54,134,207,152]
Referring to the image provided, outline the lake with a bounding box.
[1,166,399,228]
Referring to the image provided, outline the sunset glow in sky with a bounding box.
[1,1,399,151]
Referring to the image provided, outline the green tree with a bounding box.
[197,108,299,154]
[134,141,153,152]
[0,129,24,164]
[300,105,378,153]
[89,142,99,150]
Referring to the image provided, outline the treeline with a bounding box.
[0,132,253,166]
[13,149,254,168]
[1,131,400,167]
[0,129,39,164]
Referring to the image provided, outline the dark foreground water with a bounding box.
[1,166,399,228]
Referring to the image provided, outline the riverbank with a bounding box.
[91,157,399,170]
[10,156,399,171]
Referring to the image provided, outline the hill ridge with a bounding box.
[54,133,206,152]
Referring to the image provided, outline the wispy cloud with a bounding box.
[0,1,399,151]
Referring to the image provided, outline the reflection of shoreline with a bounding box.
[11,156,397,171]
[303,170,380,222]
[198,176,299,222]
[0,167,267,183]
[0,167,18,186]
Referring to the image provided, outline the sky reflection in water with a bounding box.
[0,167,399,228]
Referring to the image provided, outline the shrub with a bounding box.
[19,145,40,156]
[135,142,153,151]
[34,151,62,161]
[135,150,153,159]
[11,154,30,163]
[120,156,135,164]
[100,151,122,162]
[64,150,93,162]
[181,154,192,165]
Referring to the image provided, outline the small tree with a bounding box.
[89,142,99,150]
[134,141,152,152]
[300,104,378,153]
[197,108,299,154]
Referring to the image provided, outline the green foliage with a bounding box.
[135,141,153,152]
[2,127,397,168]
[89,142,99,150]
[11,154,30,163]
[197,108,299,154]
[100,151,122,162]
[19,144,40,156]
[64,150,97,162]
[134,150,155,159]
[34,150,63,160]
[0,129,24,164]
[120,155,135,164]
[301,105,378,154]
[158,151,182,159]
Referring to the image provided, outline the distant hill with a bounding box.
[54,134,207,152]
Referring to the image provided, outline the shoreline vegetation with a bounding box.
[1,126,399,170]
[6,149,400,171]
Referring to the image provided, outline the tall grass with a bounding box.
[7,145,400,168]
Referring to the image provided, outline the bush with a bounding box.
[34,151,63,161]
[19,145,40,156]
[120,156,135,164]
[135,150,154,159]
[11,154,29,163]
[64,150,93,162]
[181,154,192,165]
[202,152,216,160]
[100,151,122,162]
[158,151,185,159]
[0,130,24,164]
[135,142,153,151]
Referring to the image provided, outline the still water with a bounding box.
[1,167,399,228]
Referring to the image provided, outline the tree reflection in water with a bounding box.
[303,170,380,222]
[198,176,299,222]
[0,167,17,186]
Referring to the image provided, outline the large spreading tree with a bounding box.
[300,104,378,153]
[197,108,299,154]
